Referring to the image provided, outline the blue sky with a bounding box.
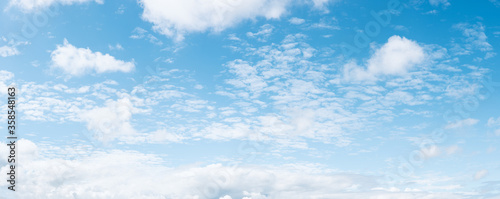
[1,0,500,198]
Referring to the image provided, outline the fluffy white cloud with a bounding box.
[138,0,291,41]
[367,35,425,76]
[8,0,103,12]
[79,98,140,143]
[50,39,135,76]
[343,35,425,82]
[0,45,19,57]
[138,0,343,41]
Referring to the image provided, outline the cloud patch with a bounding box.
[138,0,291,41]
[343,35,425,82]
[0,139,475,199]
[80,98,140,143]
[445,118,479,129]
[50,39,135,76]
[8,0,103,12]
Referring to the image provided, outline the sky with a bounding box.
[0,0,500,198]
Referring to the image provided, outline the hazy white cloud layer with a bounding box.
[0,139,478,199]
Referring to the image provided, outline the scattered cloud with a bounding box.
[424,9,438,14]
[453,23,493,55]
[474,169,489,180]
[0,139,477,199]
[0,36,29,57]
[138,0,291,41]
[487,117,500,127]
[487,117,500,136]
[289,17,305,25]
[130,27,163,45]
[489,0,500,7]
[8,0,103,12]
[310,0,339,13]
[445,118,479,129]
[108,43,124,50]
[0,45,19,57]
[50,39,135,76]
[246,24,274,42]
[429,0,450,7]
[115,4,125,14]
[0,70,14,95]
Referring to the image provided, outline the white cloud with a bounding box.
[487,117,500,127]
[0,45,19,57]
[108,43,123,50]
[79,98,140,143]
[474,169,488,180]
[0,71,14,95]
[138,0,291,41]
[225,59,268,98]
[146,129,187,143]
[289,17,305,25]
[310,0,339,13]
[0,36,29,57]
[130,27,148,39]
[130,27,163,45]
[445,118,479,129]
[367,36,425,76]
[138,0,343,41]
[50,39,135,76]
[454,23,493,52]
[115,4,125,14]
[421,145,441,158]
[247,24,274,42]
[8,0,103,12]
[0,139,475,198]
[343,35,425,82]
[487,117,500,136]
[429,0,450,7]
